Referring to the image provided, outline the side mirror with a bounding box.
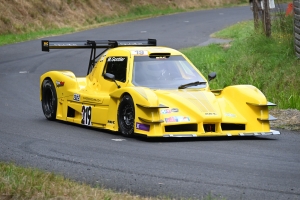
[208,72,216,82]
[104,73,115,80]
[104,73,120,88]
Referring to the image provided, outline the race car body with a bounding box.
[40,39,280,137]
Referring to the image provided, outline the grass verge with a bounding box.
[0,162,149,200]
[0,3,242,46]
[181,16,300,110]
[0,6,191,46]
[0,162,223,200]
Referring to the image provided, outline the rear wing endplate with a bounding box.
[41,39,157,52]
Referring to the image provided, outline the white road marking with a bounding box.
[112,139,126,141]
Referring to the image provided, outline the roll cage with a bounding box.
[41,39,157,75]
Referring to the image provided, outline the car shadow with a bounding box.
[39,118,278,143]
[135,135,276,143]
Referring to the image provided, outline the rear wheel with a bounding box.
[41,79,57,120]
[118,94,135,137]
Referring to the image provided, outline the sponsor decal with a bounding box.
[73,94,80,101]
[107,57,125,62]
[99,53,107,62]
[136,122,150,131]
[43,41,49,47]
[119,42,143,46]
[161,109,171,114]
[161,108,179,114]
[53,43,77,47]
[165,116,190,123]
[204,112,217,116]
[165,117,176,122]
[56,80,65,87]
[225,113,236,118]
[171,108,179,112]
[83,97,101,102]
[81,105,92,126]
[155,56,167,60]
[108,120,115,124]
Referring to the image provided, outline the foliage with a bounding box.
[182,15,300,109]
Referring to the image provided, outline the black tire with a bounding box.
[118,94,135,137]
[41,79,57,120]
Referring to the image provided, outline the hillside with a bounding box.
[0,0,245,35]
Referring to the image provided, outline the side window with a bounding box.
[104,57,127,82]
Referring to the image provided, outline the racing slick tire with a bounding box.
[41,78,57,120]
[118,94,135,137]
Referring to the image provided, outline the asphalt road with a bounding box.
[1,5,299,200]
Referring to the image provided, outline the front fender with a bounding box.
[40,71,79,100]
[217,85,271,131]
[221,85,267,105]
[109,87,160,107]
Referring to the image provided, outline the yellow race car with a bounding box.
[40,39,280,137]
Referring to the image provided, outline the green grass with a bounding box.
[181,16,300,110]
[0,162,147,200]
[0,162,224,200]
[0,28,75,46]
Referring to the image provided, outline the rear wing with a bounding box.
[41,39,157,52]
[41,39,157,75]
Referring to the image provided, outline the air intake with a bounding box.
[165,124,197,132]
[221,123,245,130]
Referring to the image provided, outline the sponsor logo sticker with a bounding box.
[161,109,171,114]
[161,108,179,114]
[108,120,115,124]
[204,112,217,116]
[99,53,107,62]
[136,122,150,131]
[56,80,65,87]
[155,56,167,60]
[225,113,236,118]
[73,94,80,101]
[83,97,101,103]
[165,116,190,123]
[107,57,125,62]
[171,108,179,112]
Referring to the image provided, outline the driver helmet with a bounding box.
[143,61,167,80]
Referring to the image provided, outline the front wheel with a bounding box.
[41,79,57,120]
[118,94,135,137]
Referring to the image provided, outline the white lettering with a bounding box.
[108,57,125,62]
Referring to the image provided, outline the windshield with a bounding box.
[132,55,206,89]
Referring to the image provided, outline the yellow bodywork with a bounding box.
[40,46,280,137]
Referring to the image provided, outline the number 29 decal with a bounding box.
[81,105,92,126]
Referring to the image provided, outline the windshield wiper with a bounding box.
[178,81,207,89]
